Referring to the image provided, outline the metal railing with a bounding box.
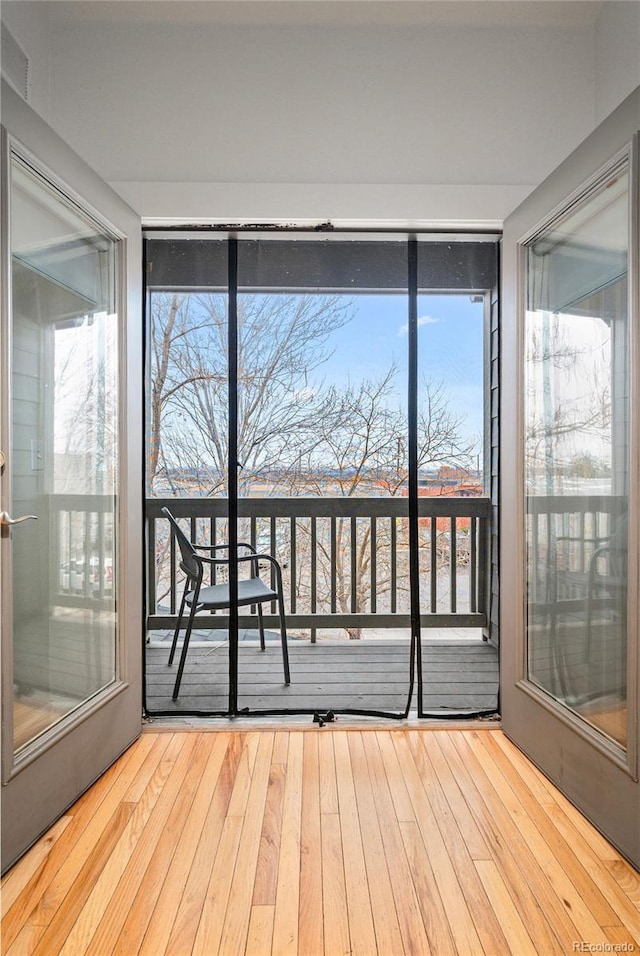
[146,496,491,640]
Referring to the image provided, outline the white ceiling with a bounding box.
[42,0,603,29]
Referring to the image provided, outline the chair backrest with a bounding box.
[161,507,201,581]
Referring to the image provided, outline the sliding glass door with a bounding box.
[144,233,498,719]
[234,237,413,716]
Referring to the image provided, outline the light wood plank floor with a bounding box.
[2,728,639,955]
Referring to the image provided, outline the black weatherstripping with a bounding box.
[228,237,239,715]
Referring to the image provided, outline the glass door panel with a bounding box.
[523,159,630,749]
[502,99,639,869]
[235,238,412,716]
[2,80,141,873]
[145,239,230,714]
[9,155,119,754]
[415,288,497,715]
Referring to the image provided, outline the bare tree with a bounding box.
[525,313,612,489]
[148,293,225,492]
[149,291,353,495]
[149,292,476,637]
[279,368,474,636]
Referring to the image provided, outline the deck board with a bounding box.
[145,639,499,715]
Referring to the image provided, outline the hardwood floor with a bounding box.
[2,728,639,955]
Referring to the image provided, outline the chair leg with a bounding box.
[278,592,290,684]
[257,605,266,650]
[173,599,198,700]
[168,589,188,666]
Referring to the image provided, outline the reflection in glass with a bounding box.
[524,161,629,748]
[10,156,119,753]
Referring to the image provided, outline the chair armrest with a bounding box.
[196,550,278,569]
[194,542,257,554]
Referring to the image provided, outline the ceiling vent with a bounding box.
[1,24,30,102]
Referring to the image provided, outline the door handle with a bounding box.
[0,511,38,526]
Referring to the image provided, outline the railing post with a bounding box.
[147,513,157,618]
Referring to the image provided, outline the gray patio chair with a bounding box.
[162,507,290,700]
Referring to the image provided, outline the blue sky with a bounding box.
[318,293,484,443]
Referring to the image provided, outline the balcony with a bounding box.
[144,495,498,716]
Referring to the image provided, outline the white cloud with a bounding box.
[397,314,440,337]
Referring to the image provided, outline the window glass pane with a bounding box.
[524,161,629,748]
[416,240,497,715]
[233,238,412,713]
[10,156,119,753]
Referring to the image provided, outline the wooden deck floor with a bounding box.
[145,638,499,716]
[2,728,639,955]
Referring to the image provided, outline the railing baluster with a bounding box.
[290,517,297,614]
[67,510,72,594]
[248,516,257,614]
[450,516,457,614]
[148,515,157,616]
[470,515,477,613]
[478,515,488,615]
[390,517,397,613]
[83,508,90,598]
[371,517,377,613]
[212,515,218,586]
[170,520,176,615]
[532,510,539,602]
[330,516,337,614]
[270,515,277,611]
[546,513,552,604]
[351,517,357,614]
[97,507,105,599]
[311,516,317,643]
[430,516,437,612]
[208,516,214,586]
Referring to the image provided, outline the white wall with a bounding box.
[595,1,640,124]
[4,2,635,226]
[1,1,52,122]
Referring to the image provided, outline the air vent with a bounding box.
[1,23,30,101]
